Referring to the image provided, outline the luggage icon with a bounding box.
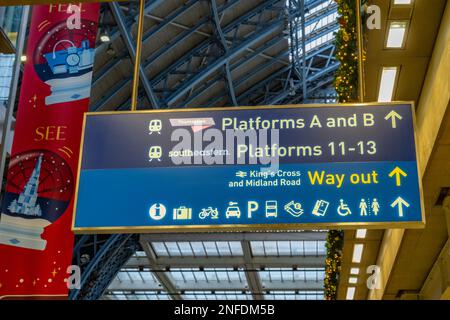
[173,206,192,220]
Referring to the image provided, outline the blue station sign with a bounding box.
[72,103,425,233]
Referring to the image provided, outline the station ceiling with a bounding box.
[89,0,338,111]
[80,0,339,300]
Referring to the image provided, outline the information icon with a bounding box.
[149,203,166,220]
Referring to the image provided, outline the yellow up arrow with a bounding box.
[384,110,403,128]
[388,167,407,186]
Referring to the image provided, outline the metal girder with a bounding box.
[224,62,238,105]
[140,9,288,66]
[140,231,326,242]
[108,279,162,291]
[237,64,291,104]
[109,2,160,109]
[70,234,140,300]
[141,239,181,300]
[282,74,337,104]
[266,62,338,104]
[92,0,165,87]
[92,52,127,85]
[242,240,263,300]
[136,0,259,71]
[107,277,323,291]
[152,0,284,92]
[109,279,246,291]
[304,2,337,23]
[185,35,286,107]
[304,6,336,27]
[142,0,199,41]
[125,255,327,269]
[209,0,238,106]
[94,0,248,110]
[93,77,130,111]
[166,19,284,106]
[206,49,290,107]
[300,0,307,100]
[238,40,336,105]
[143,0,241,86]
[283,77,336,104]
[93,0,338,109]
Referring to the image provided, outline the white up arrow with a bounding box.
[384,110,403,128]
[391,197,410,217]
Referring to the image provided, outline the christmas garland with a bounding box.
[324,0,360,300]
[324,230,344,300]
[334,0,359,103]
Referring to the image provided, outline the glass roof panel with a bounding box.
[216,242,232,256]
[152,241,243,257]
[177,242,193,256]
[260,268,325,283]
[134,251,147,257]
[103,291,171,300]
[168,268,248,288]
[307,0,334,16]
[183,291,253,300]
[190,241,206,256]
[265,291,324,300]
[0,54,14,103]
[164,242,181,257]
[151,242,169,256]
[251,240,326,256]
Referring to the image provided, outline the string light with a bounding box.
[326,0,363,300]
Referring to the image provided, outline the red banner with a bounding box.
[0,3,100,299]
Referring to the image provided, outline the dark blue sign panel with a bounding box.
[72,103,424,233]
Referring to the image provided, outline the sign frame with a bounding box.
[72,101,425,234]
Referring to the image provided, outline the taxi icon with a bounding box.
[226,202,241,219]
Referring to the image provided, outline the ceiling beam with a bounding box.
[209,0,238,106]
[140,231,327,242]
[165,19,284,106]
[126,255,326,269]
[267,62,338,104]
[107,278,323,291]
[186,35,287,106]
[242,240,264,300]
[109,2,160,109]
[149,0,284,87]
[140,240,181,300]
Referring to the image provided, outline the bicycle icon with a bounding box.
[199,207,219,220]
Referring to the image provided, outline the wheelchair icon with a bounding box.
[337,199,352,216]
